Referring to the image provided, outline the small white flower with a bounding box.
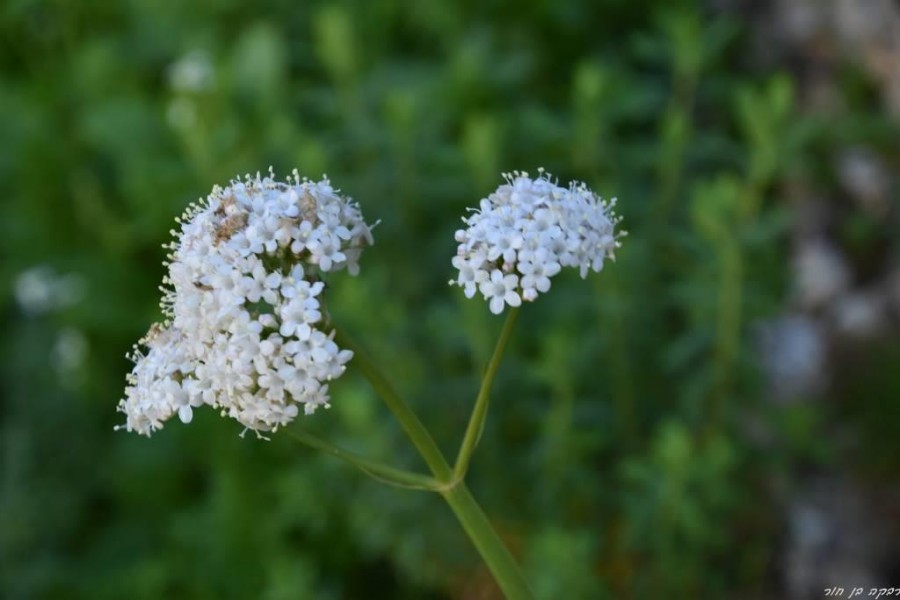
[240,260,282,304]
[486,230,523,263]
[518,248,561,302]
[308,230,346,272]
[451,255,488,299]
[279,294,321,340]
[479,270,522,315]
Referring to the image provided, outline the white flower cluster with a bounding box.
[451,170,623,314]
[117,170,374,437]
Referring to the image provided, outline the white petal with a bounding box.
[178,405,193,424]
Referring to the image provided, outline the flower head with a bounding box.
[117,170,373,437]
[450,170,623,313]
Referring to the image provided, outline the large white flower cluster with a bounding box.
[451,170,623,314]
[117,170,374,437]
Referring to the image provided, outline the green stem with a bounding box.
[285,428,440,491]
[442,482,535,600]
[334,329,453,481]
[454,307,519,479]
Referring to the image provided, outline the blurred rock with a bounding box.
[831,290,888,339]
[840,0,900,116]
[773,0,827,46]
[784,476,891,599]
[833,0,898,45]
[757,315,827,404]
[748,0,900,117]
[837,148,891,216]
[792,239,851,310]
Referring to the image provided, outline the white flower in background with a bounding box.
[14,266,86,316]
[116,170,374,437]
[167,50,214,93]
[450,170,623,313]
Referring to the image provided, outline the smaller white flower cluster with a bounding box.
[451,170,623,314]
[117,170,374,437]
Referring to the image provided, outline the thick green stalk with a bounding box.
[454,307,519,479]
[442,482,535,600]
[334,329,453,481]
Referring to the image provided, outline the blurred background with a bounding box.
[2,0,899,598]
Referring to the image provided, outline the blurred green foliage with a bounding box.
[1,0,896,598]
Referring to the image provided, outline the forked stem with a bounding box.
[335,325,534,599]
[334,328,452,481]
